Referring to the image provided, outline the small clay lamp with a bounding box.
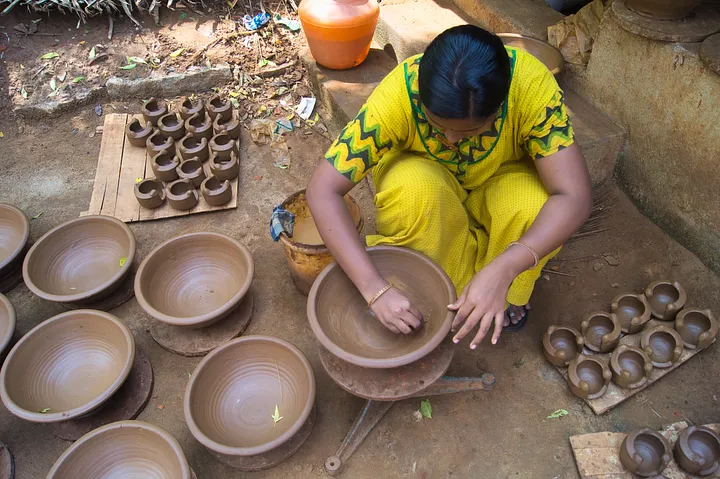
[619,427,672,477]
[581,312,621,353]
[674,426,720,476]
[125,118,153,147]
[176,159,206,187]
[177,134,209,162]
[675,308,718,350]
[179,96,204,120]
[209,151,240,181]
[147,130,175,155]
[542,325,584,367]
[209,133,239,160]
[134,178,166,209]
[166,179,199,211]
[0,294,16,357]
[158,112,186,140]
[212,111,242,139]
[645,280,686,321]
[640,325,683,368]
[201,176,232,207]
[185,112,213,140]
[151,151,180,182]
[611,292,651,334]
[206,95,232,121]
[566,354,611,399]
[142,98,168,126]
[610,345,653,389]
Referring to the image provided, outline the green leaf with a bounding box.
[88,46,96,60]
[72,76,85,83]
[120,63,137,70]
[39,407,51,413]
[31,212,43,220]
[271,405,283,425]
[49,78,57,91]
[21,86,28,98]
[40,52,59,60]
[230,97,240,108]
[119,257,127,266]
[169,48,184,58]
[546,409,569,420]
[420,399,432,419]
[127,56,147,64]
[258,58,269,68]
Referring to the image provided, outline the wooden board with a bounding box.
[553,319,715,415]
[83,113,238,222]
[570,422,720,479]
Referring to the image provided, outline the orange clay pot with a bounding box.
[299,0,380,70]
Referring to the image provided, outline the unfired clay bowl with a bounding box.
[0,294,16,356]
[542,325,584,367]
[611,292,651,334]
[675,308,718,350]
[619,427,672,477]
[674,426,720,476]
[184,336,315,457]
[610,344,653,390]
[22,216,136,304]
[497,33,565,76]
[645,280,686,321]
[581,312,621,353]
[567,354,611,399]
[47,420,192,479]
[640,324,684,368]
[0,309,135,423]
[307,246,456,369]
[0,204,30,276]
[134,232,254,328]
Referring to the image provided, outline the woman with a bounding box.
[306,25,592,349]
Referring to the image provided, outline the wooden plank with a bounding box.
[86,114,128,216]
[98,114,129,217]
[114,117,148,222]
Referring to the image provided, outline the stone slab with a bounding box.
[106,65,232,99]
[613,0,720,43]
[701,34,720,76]
[451,0,564,40]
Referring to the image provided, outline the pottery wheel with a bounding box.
[701,34,720,75]
[0,442,13,479]
[613,0,720,43]
[50,348,154,442]
[208,407,316,472]
[59,260,138,312]
[319,340,455,401]
[149,292,254,357]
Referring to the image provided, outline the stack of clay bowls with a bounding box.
[543,279,717,400]
[128,95,241,212]
[0,204,30,290]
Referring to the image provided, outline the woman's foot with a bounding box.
[503,303,530,328]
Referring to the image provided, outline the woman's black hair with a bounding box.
[419,25,511,120]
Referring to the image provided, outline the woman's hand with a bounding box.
[370,287,424,334]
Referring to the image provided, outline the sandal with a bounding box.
[503,307,529,332]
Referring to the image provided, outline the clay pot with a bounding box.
[151,151,180,182]
[185,112,213,140]
[610,344,653,389]
[184,336,315,464]
[209,151,240,181]
[645,280,686,321]
[177,158,207,187]
[581,312,621,353]
[125,117,153,147]
[177,134,209,162]
[626,0,701,20]
[142,98,169,126]
[179,96,204,120]
[307,245,456,368]
[611,292,651,334]
[134,232,254,328]
[0,204,30,277]
[0,294,16,356]
[134,178,166,209]
[206,95,232,121]
[147,130,175,155]
[201,176,232,206]
[212,111,242,139]
[209,133,239,160]
[566,354,611,399]
[619,427,672,477]
[497,33,565,76]
[674,426,720,476]
[675,308,718,350]
[47,420,192,478]
[166,179,199,211]
[641,324,684,368]
[542,325,584,367]
[22,216,136,304]
[158,113,186,140]
[0,309,134,423]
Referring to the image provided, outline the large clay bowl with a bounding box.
[0,204,30,275]
[497,33,565,76]
[47,420,192,478]
[307,246,456,369]
[0,294,16,356]
[185,336,315,457]
[135,232,254,328]
[0,309,135,423]
[22,216,136,304]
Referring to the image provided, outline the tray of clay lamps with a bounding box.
[543,280,717,415]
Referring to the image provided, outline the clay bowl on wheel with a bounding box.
[184,336,315,460]
[134,232,254,328]
[22,216,136,304]
[47,420,192,479]
[497,33,565,76]
[0,204,30,276]
[0,294,16,356]
[0,309,135,423]
[307,246,456,369]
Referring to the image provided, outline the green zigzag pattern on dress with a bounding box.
[527,126,574,158]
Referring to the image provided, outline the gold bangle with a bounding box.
[368,284,393,308]
[507,241,540,270]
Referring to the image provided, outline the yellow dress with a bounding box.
[325,47,575,306]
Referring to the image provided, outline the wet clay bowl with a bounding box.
[610,344,653,390]
[567,354,611,399]
[0,294,16,356]
[0,204,30,276]
[640,324,684,368]
[542,325,584,367]
[47,420,192,478]
[0,309,135,423]
[611,292,651,334]
[645,280,686,321]
[674,426,720,476]
[135,232,254,328]
[581,312,621,353]
[497,33,565,76]
[22,216,136,304]
[619,427,672,477]
[184,336,315,459]
[675,308,718,350]
[307,246,456,369]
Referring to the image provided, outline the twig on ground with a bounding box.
[541,269,574,277]
[108,15,114,40]
[31,63,47,79]
[571,228,611,239]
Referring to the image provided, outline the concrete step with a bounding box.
[450,0,564,40]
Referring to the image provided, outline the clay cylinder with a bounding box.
[609,344,653,389]
[185,112,213,140]
[177,134,209,162]
[166,179,199,211]
[209,152,239,181]
[147,130,175,155]
[158,113,186,140]
[142,98,169,126]
[151,151,180,182]
[645,280,686,321]
[626,0,701,20]
[176,159,206,187]
[641,325,684,368]
[675,308,718,350]
[206,95,232,122]
[674,426,720,476]
[542,325,584,367]
[125,118,153,147]
[134,178,166,209]
[619,428,672,477]
[209,133,239,160]
[201,176,232,206]
[179,96,204,120]
[611,292,651,334]
[212,111,242,139]
[581,312,621,353]
[566,354,611,400]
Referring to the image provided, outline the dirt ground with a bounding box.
[1,8,720,479]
